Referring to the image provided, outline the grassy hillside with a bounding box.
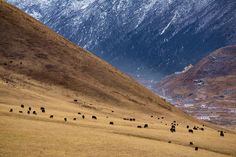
[0,1,236,156]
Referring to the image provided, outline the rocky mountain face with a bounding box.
[6,0,236,84]
[156,45,236,126]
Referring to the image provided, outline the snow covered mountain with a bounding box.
[7,0,236,84]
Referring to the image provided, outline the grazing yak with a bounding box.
[220,131,224,137]
[129,118,135,121]
[33,111,37,115]
[9,108,13,112]
[20,104,24,108]
[40,107,45,113]
[64,118,67,122]
[50,115,54,118]
[92,116,97,120]
[40,107,45,110]
[189,129,194,133]
[170,125,176,132]
[144,124,149,128]
[109,122,114,125]
[137,125,142,128]
[82,115,85,119]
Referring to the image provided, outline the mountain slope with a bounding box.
[156,45,236,126]
[6,0,236,83]
[0,0,183,117]
[1,2,236,157]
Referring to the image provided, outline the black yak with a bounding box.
[220,131,224,137]
[40,107,45,110]
[170,125,176,132]
[92,116,97,120]
[189,129,193,133]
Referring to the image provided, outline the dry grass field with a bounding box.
[0,1,236,157]
[1,72,236,157]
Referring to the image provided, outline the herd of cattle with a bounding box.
[8,103,226,151]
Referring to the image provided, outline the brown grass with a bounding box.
[0,1,236,156]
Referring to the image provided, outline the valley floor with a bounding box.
[0,78,236,157]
